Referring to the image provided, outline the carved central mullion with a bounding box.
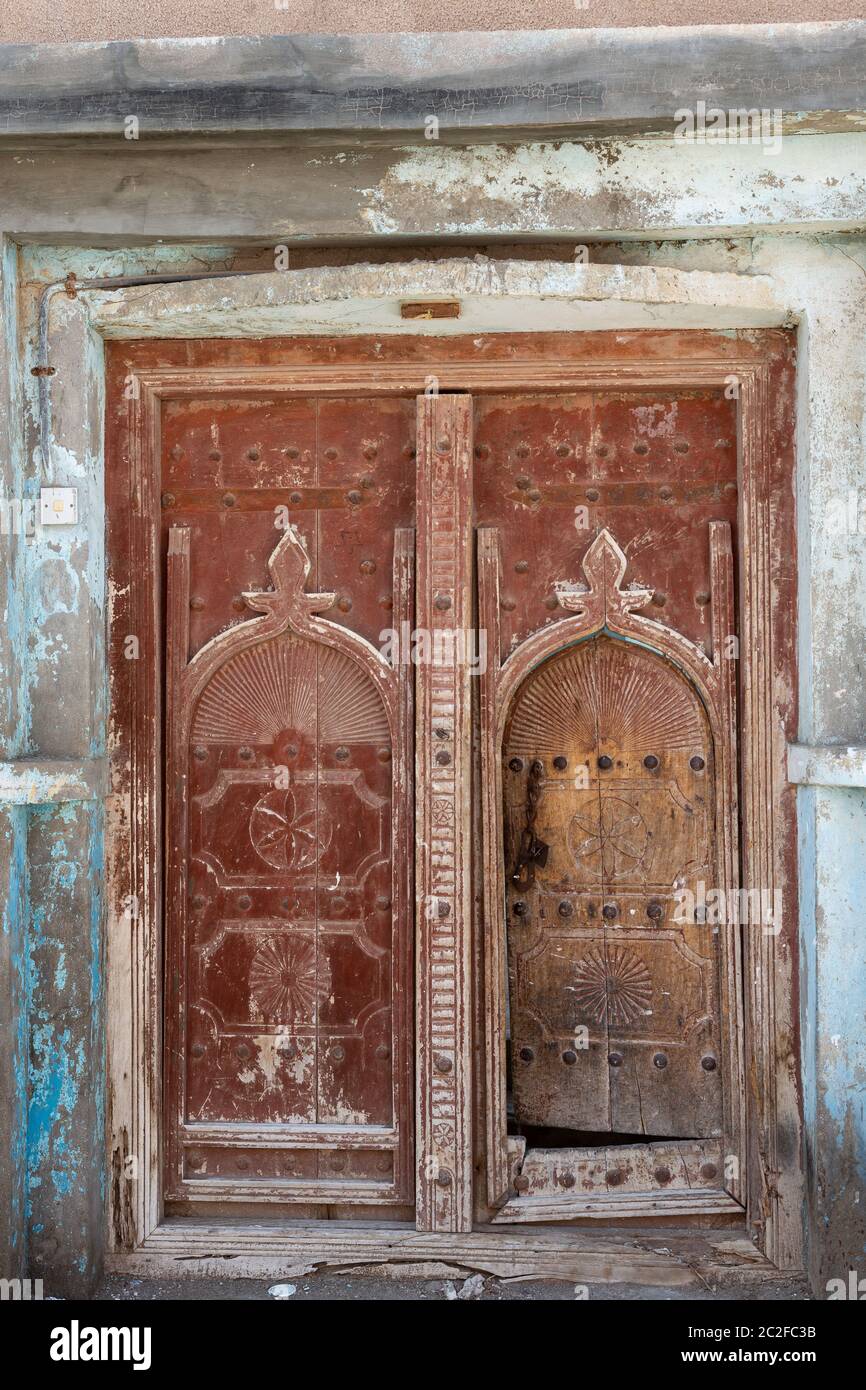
[415,394,474,1232]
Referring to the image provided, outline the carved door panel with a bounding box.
[476,384,743,1214]
[503,635,723,1138]
[162,395,415,1209]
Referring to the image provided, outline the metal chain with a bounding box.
[511,759,548,890]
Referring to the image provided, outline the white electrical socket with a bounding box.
[39,487,79,525]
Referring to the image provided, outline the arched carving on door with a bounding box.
[163,522,414,1203]
[479,525,742,1211]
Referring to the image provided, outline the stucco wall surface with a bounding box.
[2,2,865,44]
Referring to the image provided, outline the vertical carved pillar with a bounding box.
[415,394,474,1232]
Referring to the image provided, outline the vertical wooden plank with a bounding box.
[163,525,191,1201]
[709,520,745,1204]
[415,394,474,1232]
[477,528,510,1207]
[392,528,416,1203]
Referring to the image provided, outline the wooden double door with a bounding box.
[110,337,753,1228]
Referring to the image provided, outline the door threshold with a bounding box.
[492,1188,743,1223]
[107,1219,793,1288]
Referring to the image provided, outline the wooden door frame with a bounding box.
[105,332,799,1269]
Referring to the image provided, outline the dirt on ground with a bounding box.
[93,1272,812,1302]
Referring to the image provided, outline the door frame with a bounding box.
[105,331,799,1267]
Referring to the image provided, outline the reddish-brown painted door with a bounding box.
[161,395,415,1209]
[474,387,739,1152]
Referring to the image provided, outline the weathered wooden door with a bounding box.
[476,386,744,1215]
[503,635,722,1139]
[161,394,415,1211]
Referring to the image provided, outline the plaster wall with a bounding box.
[1,124,864,1294]
[3,4,865,45]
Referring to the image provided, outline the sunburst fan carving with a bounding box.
[506,638,705,757]
[191,636,389,745]
[571,944,652,1026]
[248,935,331,1023]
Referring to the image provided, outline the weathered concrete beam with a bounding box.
[2,133,864,244]
[788,744,866,788]
[0,25,864,141]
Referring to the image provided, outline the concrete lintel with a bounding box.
[0,757,108,804]
[0,25,865,141]
[88,259,787,339]
[788,744,866,788]
[4,132,863,245]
